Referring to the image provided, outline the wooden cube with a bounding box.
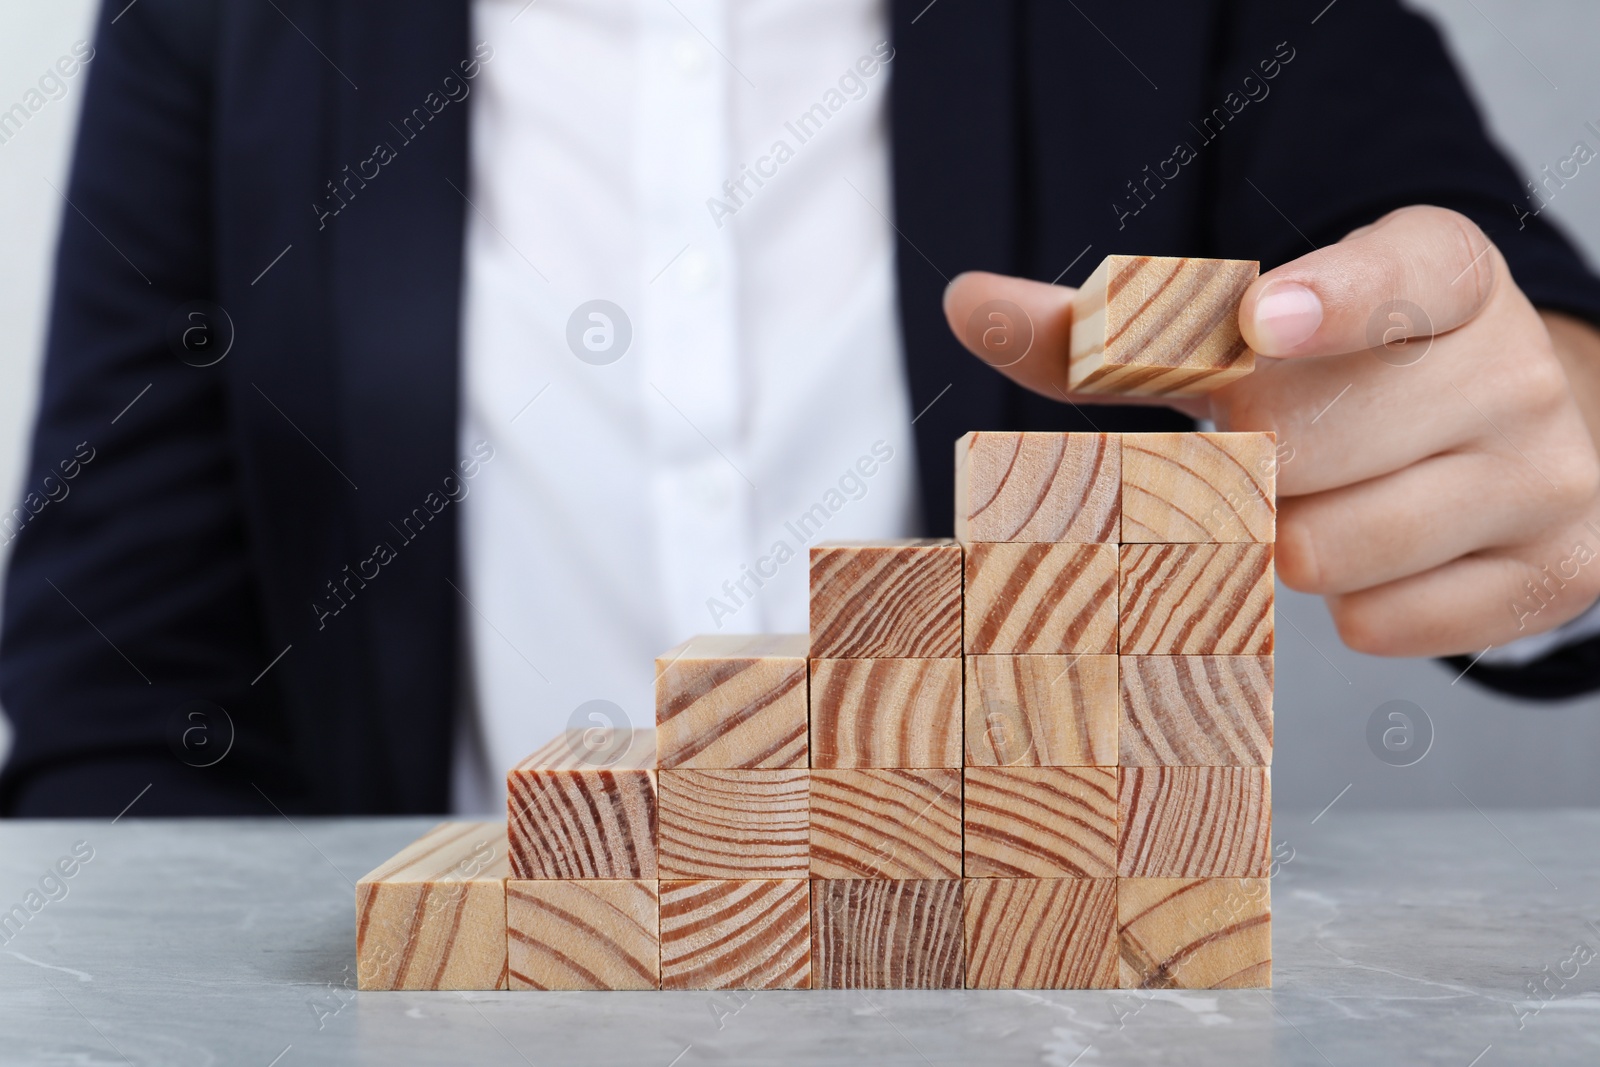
[1119,544,1274,654]
[809,657,962,768]
[954,431,1120,543]
[1120,656,1273,767]
[507,730,657,879]
[655,634,808,769]
[809,769,962,879]
[506,880,659,990]
[1069,255,1259,397]
[964,878,1118,989]
[965,654,1118,767]
[356,822,510,990]
[658,769,810,879]
[963,767,1118,878]
[1118,878,1272,988]
[811,879,964,989]
[1119,767,1271,878]
[810,540,963,659]
[515,726,657,770]
[659,879,812,990]
[1122,432,1276,542]
[964,542,1117,654]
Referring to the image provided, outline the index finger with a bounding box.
[942,271,1202,414]
[1239,205,1498,358]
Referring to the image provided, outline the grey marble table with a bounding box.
[2,809,1598,1066]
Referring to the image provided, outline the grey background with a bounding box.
[0,1,1595,810]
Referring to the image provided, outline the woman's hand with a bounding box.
[943,206,1600,657]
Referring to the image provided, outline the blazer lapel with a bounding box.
[888,0,1019,534]
[326,0,473,807]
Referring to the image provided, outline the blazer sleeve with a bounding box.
[1201,0,1600,698]
[1442,637,1600,702]
[0,0,304,814]
[1203,0,1600,322]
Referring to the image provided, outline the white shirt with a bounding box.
[454,0,918,811]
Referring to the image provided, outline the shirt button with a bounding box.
[691,469,731,510]
[678,250,716,294]
[672,39,708,78]
[702,482,731,511]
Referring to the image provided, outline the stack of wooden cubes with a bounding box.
[354,253,1276,991]
[653,635,813,989]
[501,729,663,989]
[958,429,1275,989]
[809,539,966,988]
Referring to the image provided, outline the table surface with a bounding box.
[2,809,1599,1066]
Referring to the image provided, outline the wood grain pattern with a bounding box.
[1118,767,1272,878]
[964,878,1118,989]
[506,879,659,990]
[954,432,1120,543]
[1069,255,1259,397]
[655,634,808,769]
[963,767,1118,878]
[518,728,657,771]
[1119,544,1274,654]
[356,821,510,990]
[657,770,810,878]
[659,879,812,990]
[964,542,1117,654]
[507,766,657,880]
[1122,432,1277,542]
[809,658,962,768]
[809,540,963,659]
[1118,878,1272,988]
[1120,656,1274,767]
[811,879,964,989]
[809,769,962,879]
[965,654,1118,767]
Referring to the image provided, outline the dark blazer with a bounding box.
[5,0,1599,815]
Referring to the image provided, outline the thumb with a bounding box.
[1238,205,1497,358]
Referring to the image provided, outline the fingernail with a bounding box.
[1252,281,1323,354]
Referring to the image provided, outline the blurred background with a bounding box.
[1,0,1596,811]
